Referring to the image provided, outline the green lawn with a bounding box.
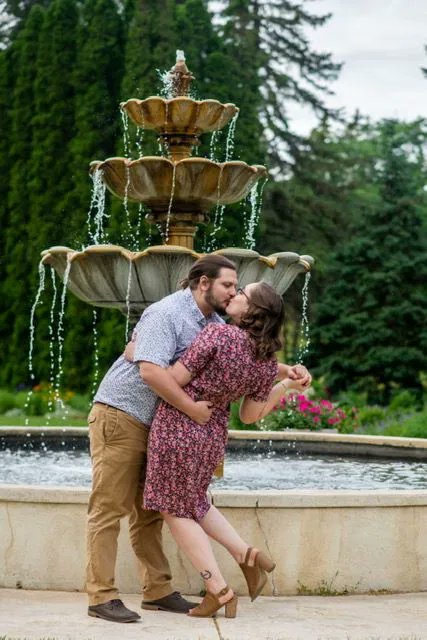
[0,416,87,427]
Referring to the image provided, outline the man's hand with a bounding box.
[188,400,214,425]
[288,364,312,388]
[124,340,136,362]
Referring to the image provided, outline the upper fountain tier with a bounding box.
[121,52,239,161]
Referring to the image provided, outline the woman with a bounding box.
[143,282,308,618]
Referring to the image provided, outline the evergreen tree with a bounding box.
[310,120,427,403]
[218,0,341,169]
[0,5,45,386]
[19,0,79,387]
[70,0,124,246]
[64,0,124,390]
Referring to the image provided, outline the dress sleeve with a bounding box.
[179,323,223,376]
[246,359,279,402]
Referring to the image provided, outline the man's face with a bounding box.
[202,268,238,313]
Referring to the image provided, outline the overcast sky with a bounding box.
[288,0,426,133]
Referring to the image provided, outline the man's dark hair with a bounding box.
[181,255,236,290]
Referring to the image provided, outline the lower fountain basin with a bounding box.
[2,429,427,595]
[2,448,427,491]
[41,245,313,317]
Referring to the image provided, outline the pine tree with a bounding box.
[64,0,125,390]
[310,120,427,403]
[17,0,79,388]
[70,0,124,246]
[0,5,45,386]
[218,0,341,169]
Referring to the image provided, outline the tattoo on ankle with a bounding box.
[200,570,212,580]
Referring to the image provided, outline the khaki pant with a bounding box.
[86,403,172,605]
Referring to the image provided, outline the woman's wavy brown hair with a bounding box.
[239,282,285,360]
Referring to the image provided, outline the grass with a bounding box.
[0,416,87,427]
[297,571,361,596]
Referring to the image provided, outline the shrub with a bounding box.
[388,390,418,413]
[382,411,427,438]
[358,405,386,426]
[0,390,16,414]
[67,393,91,414]
[262,394,358,433]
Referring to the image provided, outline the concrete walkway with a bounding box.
[1,589,427,639]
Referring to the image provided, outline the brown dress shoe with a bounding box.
[141,591,198,613]
[88,599,141,622]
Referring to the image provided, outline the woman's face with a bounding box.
[225,283,258,322]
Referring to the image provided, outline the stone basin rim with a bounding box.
[1,426,426,450]
[2,484,427,509]
[89,156,267,173]
[40,245,314,271]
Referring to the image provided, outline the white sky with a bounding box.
[288,0,427,133]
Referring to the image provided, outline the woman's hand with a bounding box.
[287,364,312,388]
[188,400,214,425]
[282,377,308,394]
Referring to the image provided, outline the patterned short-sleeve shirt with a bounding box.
[94,287,223,425]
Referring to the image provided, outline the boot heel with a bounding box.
[257,551,276,573]
[224,595,238,619]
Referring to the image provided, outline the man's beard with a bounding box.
[205,289,227,315]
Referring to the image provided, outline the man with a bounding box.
[86,255,311,623]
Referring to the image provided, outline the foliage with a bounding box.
[218,0,342,170]
[309,119,427,403]
[0,390,16,413]
[262,393,358,433]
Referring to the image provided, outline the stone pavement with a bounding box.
[1,589,427,640]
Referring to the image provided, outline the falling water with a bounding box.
[207,165,225,251]
[122,164,136,247]
[53,260,72,421]
[245,177,268,250]
[46,268,59,422]
[145,215,153,246]
[125,261,133,341]
[121,109,131,157]
[224,113,238,161]
[135,204,144,251]
[296,272,311,364]
[24,262,46,425]
[157,68,174,99]
[87,169,108,245]
[135,126,144,158]
[90,309,99,401]
[209,130,220,162]
[165,163,176,242]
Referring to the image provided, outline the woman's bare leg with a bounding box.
[199,505,258,566]
[162,512,233,604]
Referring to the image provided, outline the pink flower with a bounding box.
[313,417,320,423]
[320,400,333,409]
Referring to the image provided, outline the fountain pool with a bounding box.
[2,447,427,491]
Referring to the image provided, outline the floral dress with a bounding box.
[143,323,278,521]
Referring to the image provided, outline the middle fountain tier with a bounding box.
[89,157,267,248]
[42,51,313,316]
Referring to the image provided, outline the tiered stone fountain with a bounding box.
[41,52,313,319]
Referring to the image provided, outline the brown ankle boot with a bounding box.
[239,547,276,601]
[188,586,238,618]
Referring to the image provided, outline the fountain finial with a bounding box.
[168,49,195,97]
